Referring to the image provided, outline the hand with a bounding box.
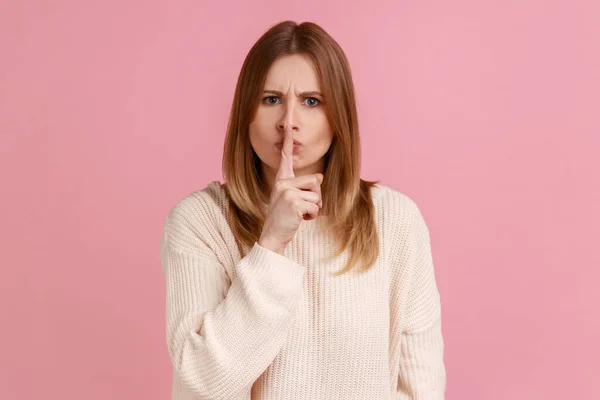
[258,126,323,255]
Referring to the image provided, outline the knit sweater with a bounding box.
[160,180,446,400]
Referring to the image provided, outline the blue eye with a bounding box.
[264,96,281,105]
[304,97,320,107]
[262,96,320,107]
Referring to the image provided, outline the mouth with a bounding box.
[275,140,302,153]
[275,139,302,146]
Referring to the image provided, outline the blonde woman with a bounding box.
[160,20,446,400]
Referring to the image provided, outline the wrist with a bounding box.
[258,236,286,255]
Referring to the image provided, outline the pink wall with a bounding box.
[1,1,598,399]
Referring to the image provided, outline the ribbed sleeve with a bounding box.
[160,194,306,399]
[394,200,446,399]
[395,320,445,399]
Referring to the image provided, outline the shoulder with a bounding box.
[370,183,431,245]
[164,180,226,226]
[371,183,426,222]
[162,180,229,253]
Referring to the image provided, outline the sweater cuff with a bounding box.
[236,242,306,297]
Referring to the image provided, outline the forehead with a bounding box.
[264,54,321,90]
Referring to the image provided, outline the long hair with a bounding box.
[222,20,379,276]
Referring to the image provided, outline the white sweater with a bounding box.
[160,180,446,399]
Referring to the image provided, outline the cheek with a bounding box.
[248,121,279,168]
[305,130,333,159]
[249,111,275,142]
[314,117,334,145]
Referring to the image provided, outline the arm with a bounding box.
[395,206,446,399]
[160,198,305,399]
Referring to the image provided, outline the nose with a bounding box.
[277,121,297,132]
[276,102,299,132]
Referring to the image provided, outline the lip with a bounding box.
[275,140,302,146]
[275,142,301,151]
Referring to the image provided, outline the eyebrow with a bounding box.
[263,90,323,97]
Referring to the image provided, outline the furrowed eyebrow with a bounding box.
[263,90,323,97]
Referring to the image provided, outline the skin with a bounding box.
[257,125,324,254]
[249,54,334,199]
[250,54,332,254]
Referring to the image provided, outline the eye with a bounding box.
[263,96,281,105]
[304,97,320,107]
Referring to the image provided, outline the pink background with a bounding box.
[1,1,598,399]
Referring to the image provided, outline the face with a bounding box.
[249,54,333,184]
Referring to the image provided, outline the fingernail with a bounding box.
[319,200,323,207]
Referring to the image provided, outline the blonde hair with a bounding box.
[222,20,379,275]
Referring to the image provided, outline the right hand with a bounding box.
[258,126,323,255]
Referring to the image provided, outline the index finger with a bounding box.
[275,125,295,180]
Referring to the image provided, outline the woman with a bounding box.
[160,20,446,399]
